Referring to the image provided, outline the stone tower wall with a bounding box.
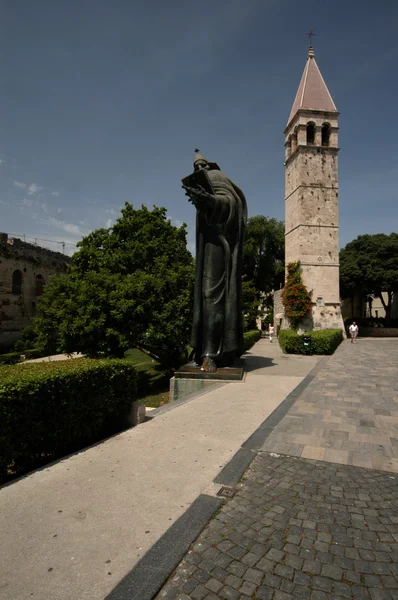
[0,233,71,348]
[284,111,344,331]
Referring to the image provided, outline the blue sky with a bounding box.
[2,0,397,255]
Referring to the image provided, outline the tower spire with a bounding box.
[286,41,337,127]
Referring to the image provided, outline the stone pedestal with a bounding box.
[170,360,245,403]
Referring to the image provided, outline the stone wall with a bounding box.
[356,328,398,338]
[273,289,288,332]
[0,233,71,348]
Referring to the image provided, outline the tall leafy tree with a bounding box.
[243,216,285,296]
[34,204,195,369]
[340,233,398,320]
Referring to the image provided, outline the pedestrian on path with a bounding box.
[268,324,275,343]
[349,321,358,343]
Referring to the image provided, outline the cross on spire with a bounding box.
[307,29,315,45]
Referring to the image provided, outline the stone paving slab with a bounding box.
[156,452,398,600]
[262,340,398,473]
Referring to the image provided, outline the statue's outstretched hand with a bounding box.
[182,184,213,203]
[182,185,204,207]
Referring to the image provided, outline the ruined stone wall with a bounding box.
[0,233,71,347]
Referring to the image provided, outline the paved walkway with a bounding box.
[155,339,398,600]
[157,453,398,600]
[262,339,398,472]
[0,340,318,600]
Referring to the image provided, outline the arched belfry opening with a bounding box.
[291,128,298,152]
[306,122,315,145]
[321,123,331,146]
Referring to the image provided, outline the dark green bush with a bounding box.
[278,330,304,354]
[279,329,343,355]
[309,330,343,354]
[243,329,262,352]
[23,348,49,360]
[0,358,137,481]
[0,352,22,365]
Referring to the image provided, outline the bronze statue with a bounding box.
[182,150,247,373]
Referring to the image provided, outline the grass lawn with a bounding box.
[124,348,170,408]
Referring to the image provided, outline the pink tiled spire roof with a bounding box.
[287,46,337,126]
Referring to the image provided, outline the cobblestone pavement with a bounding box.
[262,340,398,473]
[156,453,398,600]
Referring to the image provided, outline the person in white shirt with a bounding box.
[269,324,275,343]
[349,322,358,343]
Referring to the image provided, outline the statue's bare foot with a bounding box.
[200,357,217,373]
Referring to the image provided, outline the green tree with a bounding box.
[242,277,261,331]
[281,261,312,330]
[34,204,195,369]
[340,233,398,320]
[243,216,285,295]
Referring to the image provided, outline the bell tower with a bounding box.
[284,44,344,330]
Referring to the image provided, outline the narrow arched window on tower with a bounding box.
[306,122,315,145]
[12,270,23,295]
[287,136,292,157]
[291,129,297,152]
[321,123,331,146]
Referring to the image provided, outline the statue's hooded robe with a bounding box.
[190,151,247,366]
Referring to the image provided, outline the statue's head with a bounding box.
[193,149,209,172]
[193,148,220,172]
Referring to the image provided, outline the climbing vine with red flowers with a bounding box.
[281,261,312,330]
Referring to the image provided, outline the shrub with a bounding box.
[278,330,304,354]
[0,358,137,481]
[309,329,343,355]
[279,329,343,355]
[23,348,49,360]
[281,262,312,330]
[243,329,262,352]
[0,352,22,365]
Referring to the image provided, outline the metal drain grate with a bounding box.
[217,486,237,498]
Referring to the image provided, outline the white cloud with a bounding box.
[22,198,33,207]
[105,219,113,228]
[50,217,83,236]
[105,208,118,216]
[28,183,42,196]
[51,191,60,197]
[14,180,26,189]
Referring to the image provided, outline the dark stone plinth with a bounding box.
[174,360,245,381]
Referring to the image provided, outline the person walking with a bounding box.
[349,321,358,343]
[269,324,275,343]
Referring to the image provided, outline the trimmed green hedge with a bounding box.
[279,329,343,355]
[0,358,137,481]
[0,352,22,365]
[22,348,49,360]
[243,329,262,352]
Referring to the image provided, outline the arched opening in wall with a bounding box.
[12,270,23,295]
[291,128,298,152]
[287,136,292,157]
[306,122,315,145]
[321,123,331,146]
[35,274,45,297]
